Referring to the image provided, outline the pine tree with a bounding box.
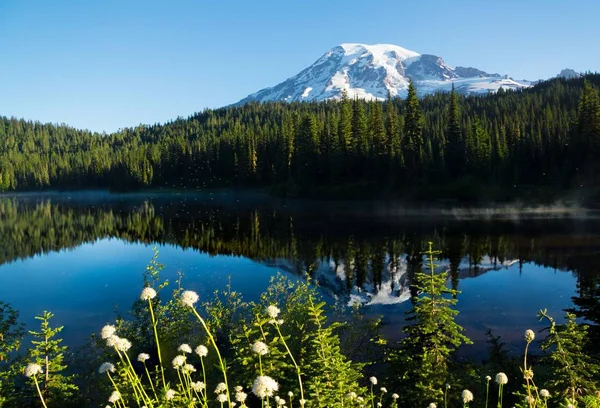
[403,80,425,178]
[27,311,78,406]
[396,242,472,405]
[445,84,464,177]
[538,310,600,405]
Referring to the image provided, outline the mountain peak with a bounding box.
[236,43,531,105]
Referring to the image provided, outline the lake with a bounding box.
[1,191,599,358]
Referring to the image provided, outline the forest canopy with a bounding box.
[1,75,599,202]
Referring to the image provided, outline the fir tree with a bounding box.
[396,242,472,405]
[27,311,78,406]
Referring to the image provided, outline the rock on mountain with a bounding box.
[237,43,531,104]
[556,68,581,79]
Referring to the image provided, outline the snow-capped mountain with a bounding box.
[237,43,532,104]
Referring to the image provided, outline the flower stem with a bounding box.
[148,299,167,392]
[32,375,48,408]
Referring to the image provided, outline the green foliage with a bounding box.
[394,241,472,405]
[27,311,78,406]
[2,75,600,199]
[0,302,25,407]
[539,309,600,405]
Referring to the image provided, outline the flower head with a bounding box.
[251,375,279,398]
[191,381,206,392]
[347,392,357,399]
[172,355,186,368]
[525,329,535,343]
[392,393,399,399]
[495,372,508,385]
[235,391,248,402]
[380,387,387,393]
[485,375,491,381]
[137,353,150,363]
[195,344,209,357]
[165,389,176,400]
[25,363,43,377]
[288,391,294,398]
[369,376,378,385]
[215,382,227,394]
[181,290,199,307]
[183,363,196,374]
[98,362,115,374]
[178,343,192,354]
[540,389,550,398]
[101,325,116,340]
[108,391,121,403]
[140,287,157,301]
[462,389,474,403]
[106,335,120,348]
[523,369,534,380]
[217,394,228,403]
[252,341,269,356]
[116,337,132,352]
[428,404,437,408]
[266,305,280,318]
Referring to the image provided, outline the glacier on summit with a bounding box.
[237,43,532,104]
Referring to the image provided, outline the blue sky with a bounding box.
[1,0,599,133]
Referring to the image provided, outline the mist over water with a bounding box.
[0,192,599,357]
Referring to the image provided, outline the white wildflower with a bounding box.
[266,305,280,318]
[278,397,285,406]
[106,335,120,348]
[526,395,536,404]
[183,363,196,374]
[215,382,227,394]
[462,389,474,403]
[181,290,199,307]
[540,389,550,398]
[346,392,357,399]
[191,381,206,392]
[369,376,377,385]
[25,363,43,377]
[252,375,279,398]
[195,344,209,357]
[357,396,364,402]
[288,391,293,397]
[252,341,269,356]
[380,387,387,393]
[178,343,192,354]
[377,403,382,408]
[172,355,186,368]
[234,386,243,392]
[137,353,150,363]
[428,404,437,408]
[140,287,157,300]
[392,393,399,399]
[567,404,575,408]
[485,375,491,381]
[116,337,132,352]
[495,372,508,385]
[525,329,535,343]
[98,362,115,374]
[235,391,247,402]
[165,389,176,400]
[101,324,116,339]
[217,394,228,403]
[108,391,121,403]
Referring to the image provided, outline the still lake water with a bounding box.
[1,191,599,357]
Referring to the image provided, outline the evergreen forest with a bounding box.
[1,75,599,202]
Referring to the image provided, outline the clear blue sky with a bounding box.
[1,0,599,133]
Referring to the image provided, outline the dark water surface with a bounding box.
[1,191,599,357]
